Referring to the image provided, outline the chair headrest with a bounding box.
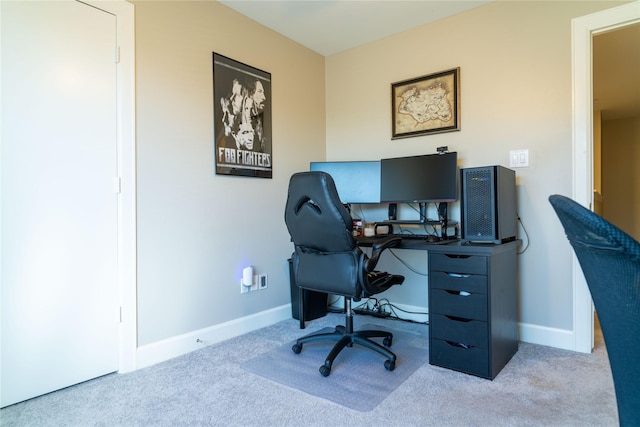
[285,171,355,252]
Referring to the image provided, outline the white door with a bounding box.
[1,1,119,407]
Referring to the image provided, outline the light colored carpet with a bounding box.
[0,313,617,426]
[241,323,429,411]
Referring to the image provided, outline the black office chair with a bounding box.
[549,194,640,427]
[285,171,405,377]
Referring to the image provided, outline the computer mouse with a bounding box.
[426,234,440,243]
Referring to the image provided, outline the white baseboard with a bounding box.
[383,302,429,324]
[133,303,583,372]
[519,322,581,352]
[135,304,292,370]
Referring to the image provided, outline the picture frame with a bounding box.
[213,52,272,178]
[391,67,460,139]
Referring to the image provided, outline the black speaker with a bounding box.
[460,166,517,244]
[388,203,397,220]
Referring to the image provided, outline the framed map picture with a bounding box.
[391,67,460,139]
[213,52,272,178]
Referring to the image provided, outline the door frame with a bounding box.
[84,0,137,372]
[571,1,639,353]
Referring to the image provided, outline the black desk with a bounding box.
[355,234,459,248]
[426,240,519,379]
[357,235,520,379]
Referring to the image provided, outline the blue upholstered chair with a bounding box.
[549,194,639,426]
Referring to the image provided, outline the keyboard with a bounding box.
[401,235,460,244]
[398,234,432,241]
[356,234,458,245]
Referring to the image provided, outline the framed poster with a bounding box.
[213,53,272,178]
[391,67,460,139]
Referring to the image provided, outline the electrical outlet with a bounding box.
[240,279,249,294]
[250,275,258,291]
[258,274,268,289]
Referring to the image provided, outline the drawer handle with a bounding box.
[445,340,472,349]
[445,315,472,322]
[446,272,470,278]
[444,254,470,259]
[445,290,472,296]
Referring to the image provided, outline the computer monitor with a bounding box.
[309,160,381,204]
[380,152,458,203]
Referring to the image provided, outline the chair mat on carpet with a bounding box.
[241,322,429,411]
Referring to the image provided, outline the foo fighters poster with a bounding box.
[213,53,272,178]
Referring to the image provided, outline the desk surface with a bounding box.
[355,234,453,245]
[356,235,521,254]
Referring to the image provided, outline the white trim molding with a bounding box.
[519,323,575,351]
[571,1,640,353]
[136,305,292,369]
[84,0,138,373]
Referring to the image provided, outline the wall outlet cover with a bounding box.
[240,279,249,294]
[259,274,268,289]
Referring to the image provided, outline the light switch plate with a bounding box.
[509,149,529,168]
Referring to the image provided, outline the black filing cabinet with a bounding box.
[428,241,519,379]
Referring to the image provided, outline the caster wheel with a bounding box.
[319,365,331,377]
[292,343,302,354]
[383,336,393,347]
[384,359,396,371]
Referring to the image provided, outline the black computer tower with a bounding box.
[460,166,517,244]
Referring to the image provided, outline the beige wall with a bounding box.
[133,1,325,345]
[325,1,628,333]
[131,0,630,354]
[602,116,640,239]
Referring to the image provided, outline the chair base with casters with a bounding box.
[292,298,396,377]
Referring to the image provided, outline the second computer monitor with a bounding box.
[309,160,381,204]
[380,152,458,203]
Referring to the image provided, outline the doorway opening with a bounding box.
[572,1,640,353]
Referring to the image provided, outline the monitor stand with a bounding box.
[419,202,451,240]
[438,202,449,239]
[419,202,427,223]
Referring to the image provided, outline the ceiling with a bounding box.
[217,0,493,56]
[218,1,639,120]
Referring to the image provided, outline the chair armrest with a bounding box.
[366,236,402,272]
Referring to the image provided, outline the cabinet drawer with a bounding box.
[430,253,487,275]
[430,271,487,293]
[430,314,488,349]
[430,288,487,321]
[430,338,489,378]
